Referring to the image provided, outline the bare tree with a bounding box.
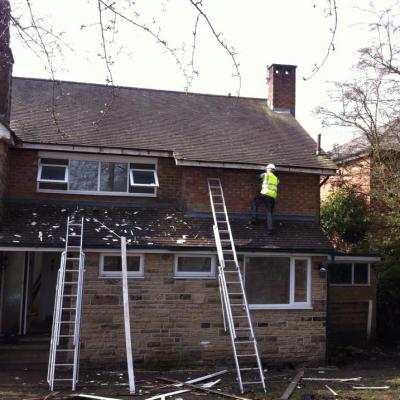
[319,3,400,251]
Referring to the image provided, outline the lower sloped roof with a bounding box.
[0,202,333,253]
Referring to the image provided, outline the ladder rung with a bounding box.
[53,378,74,381]
[64,282,78,284]
[242,381,263,385]
[232,316,247,319]
[226,281,240,284]
[214,203,224,205]
[62,308,76,310]
[67,245,81,248]
[65,269,79,272]
[219,230,229,233]
[228,292,242,295]
[56,349,75,352]
[235,340,254,344]
[240,368,260,371]
[224,271,239,274]
[60,321,76,324]
[59,335,75,338]
[54,364,74,366]
[237,354,257,357]
[235,328,251,331]
[69,223,82,226]
[230,304,245,307]
[66,257,80,260]
[63,294,78,297]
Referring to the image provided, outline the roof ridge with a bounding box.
[12,76,268,102]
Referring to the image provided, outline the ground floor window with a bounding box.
[244,256,311,309]
[174,254,216,278]
[329,262,370,285]
[99,253,144,278]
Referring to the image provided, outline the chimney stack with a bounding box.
[0,0,13,126]
[267,64,296,117]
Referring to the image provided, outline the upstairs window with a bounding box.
[37,158,68,190]
[329,263,370,285]
[37,154,158,197]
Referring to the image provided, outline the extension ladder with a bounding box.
[207,178,266,393]
[47,216,86,391]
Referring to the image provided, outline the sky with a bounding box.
[9,0,398,150]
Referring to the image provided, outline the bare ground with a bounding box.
[1,346,400,400]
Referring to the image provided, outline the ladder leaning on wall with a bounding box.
[207,178,266,394]
[47,216,86,391]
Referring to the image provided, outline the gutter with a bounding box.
[174,158,337,176]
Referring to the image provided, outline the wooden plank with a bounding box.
[367,299,373,342]
[325,385,338,397]
[121,236,135,395]
[280,369,304,400]
[303,377,361,382]
[352,386,389,390]
[158,377,251,400]
[145,389,190,400]
[184,369,229,385]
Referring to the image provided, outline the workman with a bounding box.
[250,163,279,234]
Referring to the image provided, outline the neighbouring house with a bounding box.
[0,8,349,369]
[321,137,380,348]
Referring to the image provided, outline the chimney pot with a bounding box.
[268,63,297,117]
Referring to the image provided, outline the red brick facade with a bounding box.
[6,148,320,217]
[0,142,8,216]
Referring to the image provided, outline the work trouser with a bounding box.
[251,193,275,231]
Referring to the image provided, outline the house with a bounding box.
[0,8,343,371]
[321,137,380,348]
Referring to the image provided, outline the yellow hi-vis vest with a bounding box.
[261,172,279,199]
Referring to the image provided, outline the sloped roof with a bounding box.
[0,202,333,252]
[10,77,336,170]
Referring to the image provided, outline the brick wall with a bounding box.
[79,253,326,367]
[6,149,320,217]
[5,149,182,205]
[182,167,320,217]
[0,142,8,216]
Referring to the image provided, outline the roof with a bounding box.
[0,201,333,253]
[10,77,336,171]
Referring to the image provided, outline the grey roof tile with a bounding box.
[0,202,333,252]
[10,77,336,170]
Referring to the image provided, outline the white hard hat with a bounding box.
[265,163,276,170]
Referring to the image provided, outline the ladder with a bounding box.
[207,178,266,394]
[47,216,86,391]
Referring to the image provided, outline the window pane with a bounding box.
[130,163,156,169]
[129,186,155,194]
[329,263,352,284]
[39,182,68,191]
[69,160,98,191]
[103,256,141,272]
[177,257,212,273]
[295,259,308,302]
[131,170,156,185]
[100,162,128,192]
[40,158,68,165]
[40,165,66,181]
[245,257,290,304]
[354,263,368,284]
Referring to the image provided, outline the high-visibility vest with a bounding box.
[260,172,279,199]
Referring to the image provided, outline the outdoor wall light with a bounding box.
[318,263,327,278]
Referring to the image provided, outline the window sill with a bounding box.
[37,188,157,197]
[174,275,216,280]
[98,275,144,279]
[249,304,313,310]
[330,284,370,287]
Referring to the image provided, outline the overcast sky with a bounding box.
[10,0,398,150]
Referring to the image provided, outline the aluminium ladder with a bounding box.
[47,216,86,391]
[207,178,266,394]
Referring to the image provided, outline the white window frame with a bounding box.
[99,253,144,278]
[129,169,159,187]
[329,262,371,286]
[37,162,68,183]
[174,254,216,279]
[37,152,158,197]
[243,255,312,310]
